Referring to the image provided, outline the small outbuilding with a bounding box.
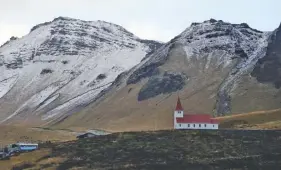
[76,132,96,139]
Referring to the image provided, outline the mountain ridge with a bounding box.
[0,17,281,131]
[53,18,281,131]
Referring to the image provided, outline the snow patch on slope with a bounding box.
[180,20,264,69]
[42,84,110,120]
[0,74,18,99]
[0,84,61,123]
[0,17,159,123]
[35,93,60,112]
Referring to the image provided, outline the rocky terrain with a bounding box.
[4,130,281,170]
[251,23,281,88]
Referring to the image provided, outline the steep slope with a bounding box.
[252,23,281,88]
[0,17,162,125]
[230,24,281,113]
[57,19,281,131]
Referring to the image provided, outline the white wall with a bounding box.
[174,110,184,129]
[175,123,218,130]
[174,110,183,118]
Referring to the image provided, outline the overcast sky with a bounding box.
[1,0,281,44]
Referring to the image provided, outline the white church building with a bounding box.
[174,97,219,130]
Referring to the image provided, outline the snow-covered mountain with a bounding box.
[0,17,162,124]
[124,19,270,115]
[1,18,281,130]
[56,19,281,131]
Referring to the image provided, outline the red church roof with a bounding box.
[175,97,183,111]
[176,114,219,124]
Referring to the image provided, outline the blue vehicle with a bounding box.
[14,143,39,152]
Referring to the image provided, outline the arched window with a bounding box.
[188,124,190,127]
[193,124,195,127]
[199,124,201,127]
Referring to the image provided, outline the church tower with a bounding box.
[174,96,184,128]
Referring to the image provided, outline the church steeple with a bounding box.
[175,96,183,111]
[174,96,184,128]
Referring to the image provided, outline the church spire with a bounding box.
[175,96,183,111]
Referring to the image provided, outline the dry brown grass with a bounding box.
[0,125,76,145]
[0,148,65,170]
[215,108,281,129]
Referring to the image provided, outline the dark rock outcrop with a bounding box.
[0,56,4,66]
[61,60,68,64]
[9,36,18,41]
[127,44,170,85]
[127,63,161,85]
[138,72,186,101]
[5,58,23,69]
[138,40,163,52]
[215,90,231,116]
[139,40,164,62]
[251,24,281,88]
[234,44,248,59]
[40,68,53,75]
[96,74,106,80]
[30,21,52,32]
[0,36,19,48]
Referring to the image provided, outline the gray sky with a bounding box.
[0,0,280,44]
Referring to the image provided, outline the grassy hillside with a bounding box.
[216,108,281,129]
[231,74,281,113]
[0,125,76,145]
[1,130,281,170]
[55,106,281,132]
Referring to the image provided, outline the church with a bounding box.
[174,97,219,129]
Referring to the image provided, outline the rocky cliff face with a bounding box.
[0,17,162,124]
[251,23,281,88]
